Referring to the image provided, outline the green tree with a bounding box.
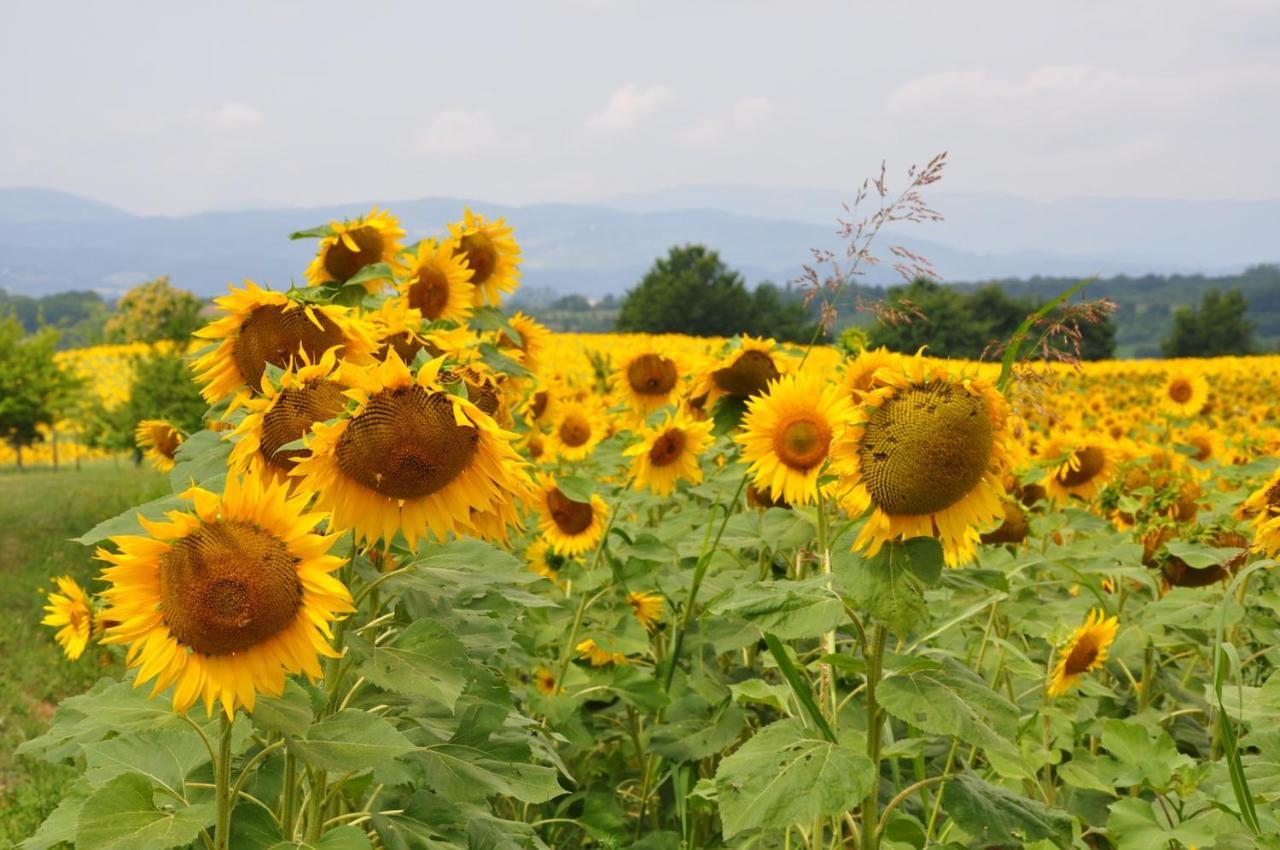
[745,282,821,343]
[0,315,82,467]
[104,276,204,344]
[1161,287,1255,357]
[617,245,761,337]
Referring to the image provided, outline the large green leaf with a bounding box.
[710,718,873,837]
[708,576,843,640]
[252,680,315,738]
[18,678,185,762]
[168,428,231,490]
[941,773,1072,848]
[75,772,215,850]
[877,657,1023,774]
[74,491,187,546]
[287,710,416,774]
[1100,718,1194,791]
[1106,797,1230,850]
[82,726,212,795]
[414,740,564,804]
[268,825,373,850]
[648,697,746,763]
[21,780,89,850]
[834,538,943,637]
[358,620,473,709]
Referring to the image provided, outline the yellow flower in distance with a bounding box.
[535,473,609,556]
[737,370,854,506]
[1160,366,1209,418]
[625,410,714,496]
[691,335,788,410]
[303,207,405,292]
[135,419,183,473]
[96,468,354,717]
[614,349,685,419]
[42,576,93,661]
[1047,609,1119,698]
[449,209,522,306]
[547,400,609,463]
[835,354,1010,567]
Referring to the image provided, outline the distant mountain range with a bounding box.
[1,186,1276,299]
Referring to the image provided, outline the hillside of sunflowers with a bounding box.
[6,204,1280,850]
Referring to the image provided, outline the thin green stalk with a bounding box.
[862,626,888,850]
[213,713,235,850]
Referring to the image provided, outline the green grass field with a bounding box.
[0,461,166,846]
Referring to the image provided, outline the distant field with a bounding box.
[0,462,165,844]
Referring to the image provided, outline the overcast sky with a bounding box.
[3,0,1277,216]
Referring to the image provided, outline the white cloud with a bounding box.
[183,102,264,132]
[675,96,775,149]
[415,110,528,159]
[584,84,671,134]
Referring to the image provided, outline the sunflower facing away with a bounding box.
[135,419,184,473]
[627,591,664,631]
[614,350,684,419]
[1160,367,1209,418]
[290,351,530,547]
[1047,609,1119,697]
[842,347,904,402]
[625,410,715,496]
[228,347,350,483]
[835,354,1010,566]
[449,209,522,306]
[399,238,476,324]
[96,468,353,717]
[192,281,377,405]
[303,207,405,292]
[498,312,552,373]
[737,370,854,506]
[535,473,609,556]
[691,335,788,410]
[577,637,628,667]
[42,576,93,661]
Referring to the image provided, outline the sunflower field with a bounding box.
[17,208,1280,850]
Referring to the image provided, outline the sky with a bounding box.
[3,0,1278,216]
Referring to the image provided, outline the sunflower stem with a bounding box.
[213,712,235,850]
[861,625,888,850]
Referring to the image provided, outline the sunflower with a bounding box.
[1242,467,1280,556]
[192,281,377,404]
[526,538,572,583]
[576,638,628,666]
[737,371,853,506]
[834,354,1010,567]
[399,238,475,323]
[625,410,714,496]
[842,347,903,402]
[227,348,350,483]
[449,209,522,306]
[290,351,530,547]
[95,468,353,717]
[547,400,609,463]
[303,207,405,292]
[1047,609,1119,698]
[1160,367,1209,418]
[614,349,685,419]
[41,576,93,661]
[691,335,789,409]
[535,474,609,556]
[1040,436,1118,505]
[532,666,558,695]
[369,298,432,365]
[627,591,664,631]
[135,420,183,473]
[498,313,551,373]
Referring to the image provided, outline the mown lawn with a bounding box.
[0,460,166,845]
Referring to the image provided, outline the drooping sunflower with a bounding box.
[737,371,854,506]
[399,237,475,324]
[1160,367,1209,418]
[834,354,1010,567]
[691,335,789,410]
[192,281,377,404]
[627,591,664,632]
[96,468,353,717]
[135,420,184,473]
[303,207,405,292]
[41,576,93,661]
[290,351,531,547]
[576,637,628,666]
[624,410,714,496]
[535,473,609,556]
[497,313,551,373]
[228,347,351,484]
[449,209,522,306]
[1047,609,1119,698]
[369,298,432,365]
[547,400,610,462]
[613,349,685,419]
[1040,436,1118,505]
